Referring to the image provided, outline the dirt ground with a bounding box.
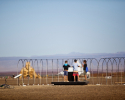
[0,78,125,100]
[0,85,125,100]
[0,77,125,85]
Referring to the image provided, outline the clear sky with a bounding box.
[0,0,125,57]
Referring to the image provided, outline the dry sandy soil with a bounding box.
[0,85,125,100]
[1,77,125,85]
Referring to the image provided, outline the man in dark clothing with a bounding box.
[82,60,87,81]
[12,74,15,79]
[63,61,70,82]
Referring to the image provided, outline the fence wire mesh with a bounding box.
[14,57,125,85]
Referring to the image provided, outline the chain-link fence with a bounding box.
[0,57,125,85]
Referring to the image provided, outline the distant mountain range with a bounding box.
[0,52,125,72]
[26,52,125,59]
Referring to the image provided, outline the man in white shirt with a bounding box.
[72,59,80,82]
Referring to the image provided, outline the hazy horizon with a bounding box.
[0,51,125,58]
[0,52,125,73]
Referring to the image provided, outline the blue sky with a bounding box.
[0,0,125,57]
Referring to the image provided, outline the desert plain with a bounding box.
[0,78,125,100]
[0,85,125,100]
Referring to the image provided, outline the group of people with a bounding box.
[63,59,87,82]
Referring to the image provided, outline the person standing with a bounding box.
[63,61,70,82]
[12,74,15,79]
[82,60,87,81]
[72,59,80,82]
[5,76,7,84]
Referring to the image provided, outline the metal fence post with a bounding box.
[52,59,53,82]
[22,60,24,86]
[46,59,48,84]
[42,60,43,85]
[57,59,59,82]
[121,64,122,85]
[106,61,108,85]
[40,60,41,85]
